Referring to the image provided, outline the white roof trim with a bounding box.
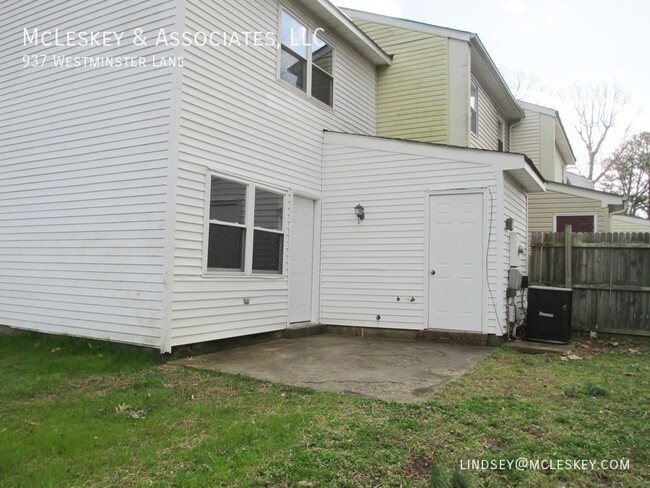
[519,100,558,117]
[546,181,624,206]
[301,1,392,65]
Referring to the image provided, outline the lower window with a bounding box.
[253,230,283,272]
[208,225,245,270]
[207,175,285,274]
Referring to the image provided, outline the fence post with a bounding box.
[564,224,572,288]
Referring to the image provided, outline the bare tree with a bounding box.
[569,81,631,183]
[601,132,650,218]
[505,70,541,100]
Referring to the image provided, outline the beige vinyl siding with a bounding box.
[511,107,566,182]
[538,114,557,181]
[353,20,448,144]
[170,0,378,346]
[322,133,505,335]
[511,109,541,169]
[0,0,176,348]
[447,39,470,147]
[610,215,650,232]
[528,191,608,236]
[469,76,503,151]
[554,144,566,183]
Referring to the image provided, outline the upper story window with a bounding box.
[207,176,285,274]
[470,82,478,135]
[279,10,334,107]
[497,118,505,151]
[311,35,333,106]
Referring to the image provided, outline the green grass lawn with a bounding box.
[0,331,648,487]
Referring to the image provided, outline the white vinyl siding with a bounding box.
[0,0,176,347]
[503,175,528,272]
[170,0,378,346]
[469,76,504,151]
[322,133,507,336]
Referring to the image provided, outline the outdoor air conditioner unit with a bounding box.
[526,286,573,344]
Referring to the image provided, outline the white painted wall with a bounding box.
[0,0,178,348]
[322,132,510,336]
[169,0,379,346]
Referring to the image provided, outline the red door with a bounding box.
[555,215,595,232]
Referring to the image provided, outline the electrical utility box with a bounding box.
[526,286,572,344]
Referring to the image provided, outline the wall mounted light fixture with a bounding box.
[354,203,365,222]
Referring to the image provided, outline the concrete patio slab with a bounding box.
[177,334,491,403]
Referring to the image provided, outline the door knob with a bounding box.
[431,270,436,275]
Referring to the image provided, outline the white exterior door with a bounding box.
[428,192,484,332]
[289,196,315,323]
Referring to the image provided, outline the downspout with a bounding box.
[508,116,524,153]
[610,199,628,216]
[608,199,628,231]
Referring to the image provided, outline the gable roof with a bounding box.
[301,1,391,65]
[518,101,576,166]
[566,172,595,189]
[341,8,523,121]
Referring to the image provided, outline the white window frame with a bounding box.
[204,172,287,277]
[278,6,335,107]
[470,82,478,135]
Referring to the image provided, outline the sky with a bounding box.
[335,0,649,176]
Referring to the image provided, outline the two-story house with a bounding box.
[342,8,524,152]
[0,0,543,351]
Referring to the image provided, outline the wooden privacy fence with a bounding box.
[529,230,650,336]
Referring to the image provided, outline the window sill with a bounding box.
[201,271,287,280]
[275,78,335,113]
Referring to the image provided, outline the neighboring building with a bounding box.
[342,9,524,151]
[609,215,650,233]
[510,101,575,183]
[566,172,595,189]
[0,0,542,350]
[528,182,625,233]
[509,102,630,234]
